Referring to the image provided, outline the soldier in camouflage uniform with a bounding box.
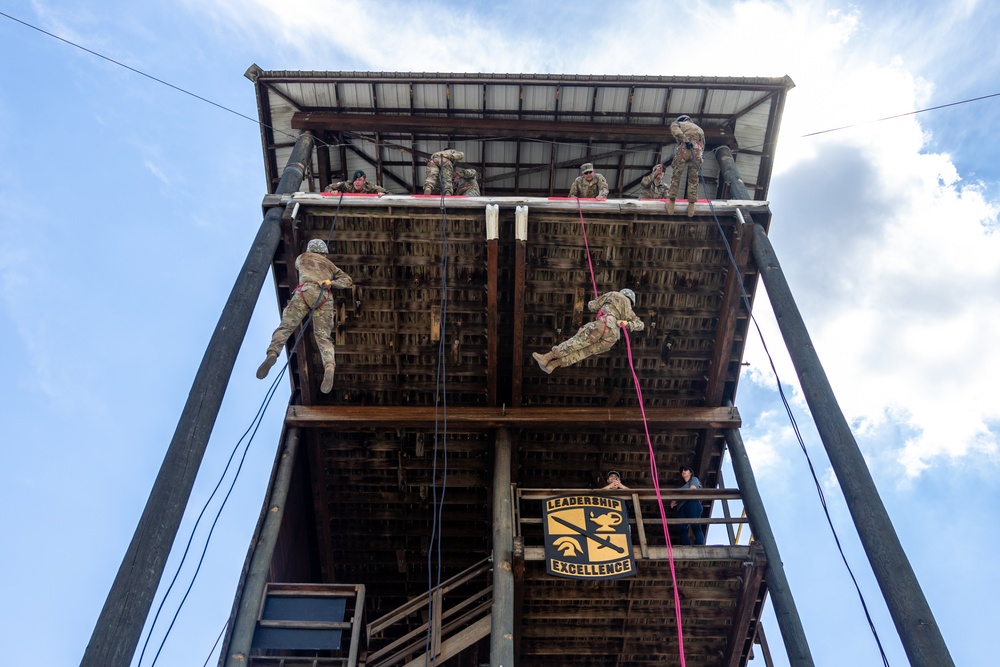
[256,239,354,394]
[568,162,609,200]
[638,163,669,199]
[532,289,643,374]
[325,170,387,195]
[454,168,481,196]
[423,149,465,195]
[667,115,705,217]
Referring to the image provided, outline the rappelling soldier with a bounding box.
[256,239,354,394]
[423,148,465,195]
[532,289,644,374]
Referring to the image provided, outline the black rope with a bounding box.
[201,620,228,667]
[0,10,342,152]
[425,162,451,667]
[139,287,328,667]
[693,161,892,667]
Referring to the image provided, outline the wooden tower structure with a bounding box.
[209,70,798,667]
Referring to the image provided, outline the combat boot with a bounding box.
[532,352,554,374]
[666,199,675,214]
[687,201,696,217]
[423,185,433,195]
[256,353,278,379]
[321,363,336,393]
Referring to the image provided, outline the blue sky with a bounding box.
[1,1,998,665]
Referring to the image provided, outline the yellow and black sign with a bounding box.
[542,495,635,580]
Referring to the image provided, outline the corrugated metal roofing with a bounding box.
[251,70,793,199]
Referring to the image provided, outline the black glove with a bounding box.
[685,141,694,150]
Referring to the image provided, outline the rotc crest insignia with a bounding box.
[542,495,635,580]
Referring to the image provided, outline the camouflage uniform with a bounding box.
[549,292,644,367]
[264,251,354,371]
[423,149,465,195]
[668,119,705,203]
[638,169,669,199]
[325,180,387,195]
[569,173,610,199]
[454,168,480,196]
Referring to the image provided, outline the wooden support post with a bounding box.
[491,429,515,667]
[486,205,499,406]
[80,134,315,667]
[723,542,768,667]
[512,207,527,406]
[723,420,814,667]
[750,225,955,667]
[224,428,302,667]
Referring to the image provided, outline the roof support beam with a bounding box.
[292,112,732,144]
[284,405,740,429]
[491,429,515,667]
[81,133,316,667]
[751,223,955,667]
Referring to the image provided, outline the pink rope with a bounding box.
[622,329,687,667]
[576,198,600,300]
[577,197,687,665]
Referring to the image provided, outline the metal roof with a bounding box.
[249,69,793,199]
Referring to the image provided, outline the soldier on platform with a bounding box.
[454,168,481,196]
[256,239,354,394]
[325,169,387,195]
[638,163,668,199]
[532,289,643,374]
[568,162,609,200]
[423,148,465,195]
[666,115,705,217]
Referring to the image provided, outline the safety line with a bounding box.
[139,287,329,667]
[426,167,451,667]
[324,192,345,245]
[622,329,687,667]
[576,198,600,300]
[694,164,891,667]
[576,203,688,667]
[201,620,228,667]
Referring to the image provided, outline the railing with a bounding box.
[514,486,749,557]
[247,583,365,667]
[365,558,492,667]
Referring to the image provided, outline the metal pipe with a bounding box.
[81,134,316,667]
[224,427,301,667]
[491,428,514,667]
[750,223,955,667]
[723,421,814,667]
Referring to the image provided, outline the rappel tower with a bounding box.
[82,69,957,667]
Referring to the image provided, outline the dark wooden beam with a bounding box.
[81,134,316,667]
[704,220,752,406]
[722,542,767,667]
[284,405,740,429]
[512,237,526,406]
[487,236,499,406]
[292,112,732,144]
[491,429,514,667]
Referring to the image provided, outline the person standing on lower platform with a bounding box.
[601,470,630,490]
[667,115,705,217]
[256,239,354,394]
[670,465,706,545]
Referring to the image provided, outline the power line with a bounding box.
[0,9,314,147]
[801,91,1000,137]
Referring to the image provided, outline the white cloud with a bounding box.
[184,0,1000,477]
